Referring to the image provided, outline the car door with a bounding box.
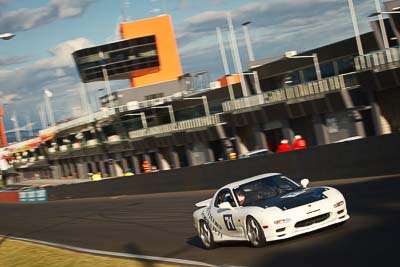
[210,188,243,239]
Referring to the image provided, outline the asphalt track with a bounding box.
[0,175,400,267]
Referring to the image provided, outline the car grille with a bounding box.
[295,213,330,228]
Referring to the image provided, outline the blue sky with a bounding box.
[0,0,378,135]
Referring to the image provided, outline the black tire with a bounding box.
[246,216,267,248]
[199,220,216,249]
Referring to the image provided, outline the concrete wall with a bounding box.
[47,133,400,200]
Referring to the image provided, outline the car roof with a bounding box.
[222,173,282,190]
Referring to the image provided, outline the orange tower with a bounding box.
[0,106,7,147]
[120,15,183,88]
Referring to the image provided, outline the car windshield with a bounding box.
[233,175,301,206]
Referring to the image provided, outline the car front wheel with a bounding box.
[246,216,267,248]
[199,220,216,249]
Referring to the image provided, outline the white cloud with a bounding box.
[40,37,94,68]
[50,0,91,18]
[0,0,95,33]
[0,37,96,128]
[184,10,225,25]
[0,94,19,105]
[174,0,196,10]
[0,56,30,66]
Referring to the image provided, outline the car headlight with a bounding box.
[334,200,344,208]
[274,218,291,224]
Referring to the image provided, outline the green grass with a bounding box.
[0,239,181,267]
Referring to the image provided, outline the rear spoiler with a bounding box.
[195,198,212,208]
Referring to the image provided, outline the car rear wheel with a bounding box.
[199,220,216,249]
[246,216,267,248]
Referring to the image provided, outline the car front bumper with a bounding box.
[264,208,349,242]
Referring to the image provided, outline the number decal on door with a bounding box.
[223,214,236,231]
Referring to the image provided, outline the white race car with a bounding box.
[193,173,349,249]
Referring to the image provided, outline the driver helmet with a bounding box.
[237,191,245,205]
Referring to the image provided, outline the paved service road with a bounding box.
[1,176,399,267]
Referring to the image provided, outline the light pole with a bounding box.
[241,21,255,62]
[122,112,148,129]
[226,12,249,97]
[0,32,15,144]
[216,27,230,75]
[43,88,56,126]
[38,105,47,129]
[25,114,34,138]
[151,105,175,123]
[347,0,364,56]
[98,51,115,108]
[0,33,15,40]
[374,0,390,49]
[10,113,21,142]
[216,27,235,100]
[79,83,92,116]
[285,52,322,81]
[96,88,105,111]
[181,96,210,116]
[241,71,262,94]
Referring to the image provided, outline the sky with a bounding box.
[0,0,379,137]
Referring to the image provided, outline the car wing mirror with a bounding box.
[218,202,233,210]
[300,178,310,188]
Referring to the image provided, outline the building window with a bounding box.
[102,125,116,137]
[320,62,335,78]
[336,57,355,74]
[145,93,164,100]
[209,100,223,114]
[122,118,143,132]
[325,112,357,142]
[303,67,317,82]
[284,71,302,86]
[175,106,204,121]
[192,143,211,165]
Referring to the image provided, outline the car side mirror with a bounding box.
[300,179,309,188]
[219,201,233,210]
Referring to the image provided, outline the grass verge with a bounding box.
[0,238,181,267]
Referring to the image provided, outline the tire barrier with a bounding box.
[0,188,47,203]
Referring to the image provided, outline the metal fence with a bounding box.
[354,47,400,71]
[222,75,348,112]
[128,114,222,139]
[39,109,115,135]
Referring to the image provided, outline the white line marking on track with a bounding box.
[0,234,217,267]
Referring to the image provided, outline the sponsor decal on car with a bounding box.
[223,214,236,231]
[201,207,223,238]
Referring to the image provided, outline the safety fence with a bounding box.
[354,47,400,71]
[222,75,349,112]
[45,115,223,155]
[128,114,222,139]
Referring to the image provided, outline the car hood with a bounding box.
[247,187,329,210]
